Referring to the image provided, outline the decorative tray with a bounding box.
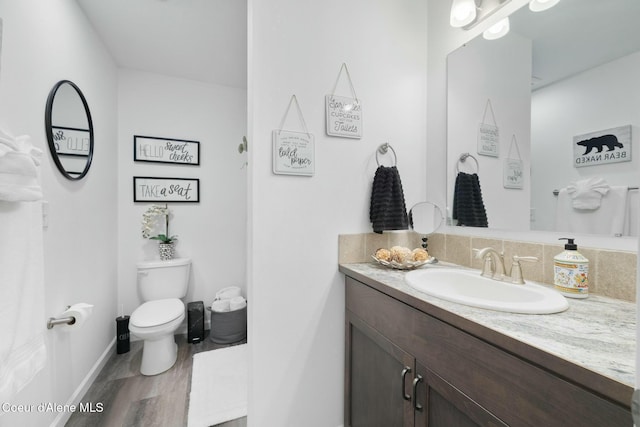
[371,255,436,270]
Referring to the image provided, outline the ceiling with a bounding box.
[76,0,639,92]
[76,0,247,89]
[510,0,640,90]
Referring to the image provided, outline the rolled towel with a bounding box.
[211,299,230,313]
[229,296,247,311]
[566,177,610,210]
[215,286,242,300]
[0,130,44,202]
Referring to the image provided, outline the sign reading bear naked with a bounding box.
[573,125,631,168]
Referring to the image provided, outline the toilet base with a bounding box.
[140,334,178,376]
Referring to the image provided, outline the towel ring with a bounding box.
[455,152,479,174]
[376,143,397,167]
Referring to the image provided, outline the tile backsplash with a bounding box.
[339,231,637,302]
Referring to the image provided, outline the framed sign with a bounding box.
[134,135,200,165]
[325,63,362,139]
[51,126,91,156]
[272,130,314,176]
[478,123,499,157]
[325,95,362,138]
[133,177,200,202]
[503,135,523,189]
[573,125,631,168]
[503,159,523,189]
[477,99,499,157]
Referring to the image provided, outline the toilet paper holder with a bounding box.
[47,306,76,329]
[47,303,94,330]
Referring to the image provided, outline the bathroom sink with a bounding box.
[404,268,568,314]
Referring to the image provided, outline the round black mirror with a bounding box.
[45,80,94,180]
[409,201,444,235]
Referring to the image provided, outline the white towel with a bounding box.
[0,129,43,202]
[211,299,231,313]
[0,199,47,402]
[215,286,242,301]
[565,177,609,210]
[556,186,629,236]
[229,296,247,311]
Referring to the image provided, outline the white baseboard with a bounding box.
[50,337,116,427]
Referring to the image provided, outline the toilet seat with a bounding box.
[131,298,184,328]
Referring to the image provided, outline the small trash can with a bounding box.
[116,315,130,354]
[187,301,205,344]
[208,305,247,344]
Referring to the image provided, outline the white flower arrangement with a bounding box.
[141,204,178,244]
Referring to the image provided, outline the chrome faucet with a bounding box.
[474,248,539,284]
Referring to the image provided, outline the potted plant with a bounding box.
[141,204,178,260]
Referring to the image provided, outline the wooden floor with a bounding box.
[66,332,247,427]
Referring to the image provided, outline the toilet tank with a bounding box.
[137,258,191,301]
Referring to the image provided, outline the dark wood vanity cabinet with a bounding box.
[347,314,415,426]
[344,276,632,427]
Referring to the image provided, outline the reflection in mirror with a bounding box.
[45,80,94,180]
[447,0,640,237]
[409,201,444,235]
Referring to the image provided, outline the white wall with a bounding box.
[0,1,118,426]
[117,69,247,324]
[248,0,427,425]
[531,51,640,233]
[447,33,532,230]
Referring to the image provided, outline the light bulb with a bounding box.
[483,17,510,40]
[450,0,477,28]
[529,0,561,12]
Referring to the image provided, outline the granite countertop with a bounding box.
[340,262,636,389]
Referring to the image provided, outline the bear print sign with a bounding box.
[573,125,631,168]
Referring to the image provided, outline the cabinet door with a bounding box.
[346,311,415,427]
[414,364,507,427]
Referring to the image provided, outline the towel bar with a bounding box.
[553,186,638,196]
[455,152,479,174]
[376,143,397,167]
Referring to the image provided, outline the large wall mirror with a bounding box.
[447,0,640,238]
[45,80,94,180]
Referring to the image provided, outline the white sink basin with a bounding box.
[405,268,568,314]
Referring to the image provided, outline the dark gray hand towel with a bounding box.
[369,166,409,234]
[452,172,488,227]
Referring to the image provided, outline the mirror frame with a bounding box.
[409,201,445,236]
[45,80,94,180]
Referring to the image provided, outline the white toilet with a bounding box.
[130,257,191,376]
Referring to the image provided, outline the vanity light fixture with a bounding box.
[450,0,479,28]
[482,16,510,40]
[529,0,560,12]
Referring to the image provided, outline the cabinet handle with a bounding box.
[412,374,424,411]
[401,366,412,401]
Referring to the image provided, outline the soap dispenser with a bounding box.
[553,238,589,298]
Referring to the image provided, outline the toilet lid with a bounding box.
[131,298,184,327]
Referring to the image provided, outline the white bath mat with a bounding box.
[188,344,248,427]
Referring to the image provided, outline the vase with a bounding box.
[159,242,175,260]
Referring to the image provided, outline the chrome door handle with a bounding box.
[412,374,424,411]
[401,366,412,401]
